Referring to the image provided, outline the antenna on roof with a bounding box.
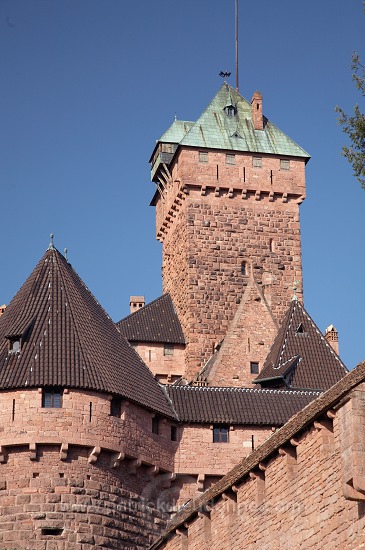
[47,233,55,251]
[235,0,239,91]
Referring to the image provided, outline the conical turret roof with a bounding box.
[0,245,173,417]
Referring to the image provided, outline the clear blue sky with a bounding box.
[1,1,364,370]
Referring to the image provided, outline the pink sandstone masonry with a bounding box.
[156,148,306,379]
[150,375,365,550]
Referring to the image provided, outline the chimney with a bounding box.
[0,304,6,317]
[325,324,339,355]
[251,91,263,130]
[129,296,145,314]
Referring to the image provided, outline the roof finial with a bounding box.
[47,233,55,251]
[174,112,177,121]
[64,248,68,262]
[292,280,300,301]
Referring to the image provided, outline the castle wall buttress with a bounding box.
[156,149,306,380]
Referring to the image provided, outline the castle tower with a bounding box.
[150,84,310,380]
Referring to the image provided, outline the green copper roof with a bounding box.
[160,84,310,159]
[159,119,194,144]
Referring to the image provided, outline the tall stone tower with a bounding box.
[150,84,310,381]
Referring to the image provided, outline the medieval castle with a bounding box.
[0,83,365,549]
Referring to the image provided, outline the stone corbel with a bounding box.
[255,190,261,201]
[60,442,69,461]
[110,451,125,469]
[269,191,274,202]
[160,472,176,489]
[0,446,7,464]
[146,465,160,479]
[215,187,220,197]
[201,186,206,196]
[127,458,142,475]
[29,442,37,461]
[282,193,288,203]
[228,188,234,198]
[197,473,205,492]
[88,446,101,464]
[241,189,247,199]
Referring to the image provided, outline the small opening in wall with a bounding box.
[59,472,64,478]
[250,362,259,374]
[171,426,177,441]
[241,261,246,275]
[33,472,39,478]
[41,528,64,536]
[86,475,91,480]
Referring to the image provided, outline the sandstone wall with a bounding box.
[150,382,365,550]
[157,148,305,378]
[0,388,178,548]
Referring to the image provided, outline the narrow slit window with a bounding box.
[241,261,246,275]
[41,528,63,536]
[152,416,160,435]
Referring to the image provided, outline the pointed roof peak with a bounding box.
[0,248,173,417]
[254,300,348,391]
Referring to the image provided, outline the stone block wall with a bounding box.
[150,380,365,550]
[0,388,179,548]
[156,147,305,378]
[133,343,186,383]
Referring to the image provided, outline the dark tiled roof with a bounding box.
[117,294,185,344]
[254,299,348,390]
[150,360,365,549]
[0,247,173,417]
[165,385,320,426]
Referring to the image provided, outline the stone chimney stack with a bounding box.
[251,91,263,130]
[129,296,145,314]
[0,304,6,317]
[325,324,339,355]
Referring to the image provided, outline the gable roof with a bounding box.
[117,293,185,345]
[0,246,174,417]
[162,83,310,158]
[165,385,321,426]
[254,299,348,390]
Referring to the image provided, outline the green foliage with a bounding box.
[336,7,365,190]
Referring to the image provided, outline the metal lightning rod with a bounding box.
[235,0,239,91]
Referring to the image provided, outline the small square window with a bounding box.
[226,154,236,165]
[199,151,208,163]
[42,388,63,408]
[213,425,229,443]
[280,159,290,170]
[250,362,259,374]
[253,156,262,168]
[164,344,174,356]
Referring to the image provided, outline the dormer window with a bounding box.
[224,105,236,117]
[8,337,21,353]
